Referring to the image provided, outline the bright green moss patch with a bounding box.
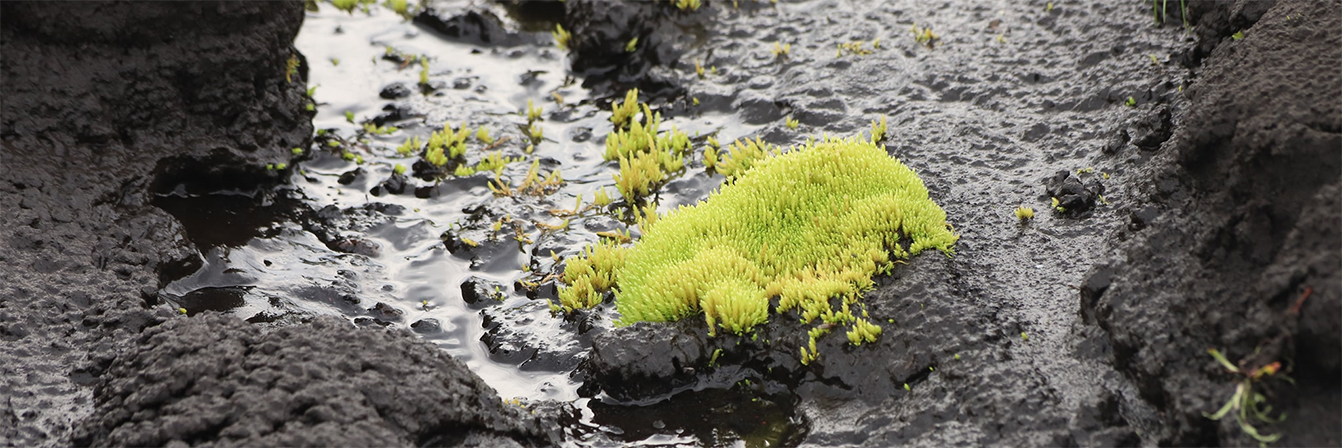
[620,136,956,340]
[555,134,957,363]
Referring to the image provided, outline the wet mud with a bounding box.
[2,0,1338,447]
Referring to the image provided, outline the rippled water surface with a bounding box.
[158,3,783,445]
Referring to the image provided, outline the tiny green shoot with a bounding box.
[1015,206,1035,222]
[418,58,429,86]
[526,99,543,123]
[285,54,300,83]
[553,24,571,51]
[673,0,702,10]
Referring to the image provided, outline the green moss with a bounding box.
[553,24,572,51]
[553,240,629,313]
[525,99,543,124]
[613,136,957,342]
[610,89,641,130]
[476,151,518,176]
[603,99,689,203]
[613,150,666,202]
[870,115,887,143]
[593,188,613,206]
[1015,206,1034,221]
[285,54,301,83]
[712,137,776,181]
[384,0,411,19]
[423,122,469,167]
[527,123,544,144]
[418,58,430,86]
[672,0,702,10]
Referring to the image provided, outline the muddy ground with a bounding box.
[1,0,1337,447]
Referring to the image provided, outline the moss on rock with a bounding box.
[614,136,956,339]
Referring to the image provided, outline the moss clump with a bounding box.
[610,88,641,130]
[1015,206,1034,221]
[603,94,690,203]
[614,136,957,344]
[707,137,776,182]
[553,241,628,313]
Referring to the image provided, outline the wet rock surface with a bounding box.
[1087,0,1342,445]
[72,315,549,447]
[573,0,1338,446]
[1,1,309,445]
[0,1,535,447]
[2,0,1338,447]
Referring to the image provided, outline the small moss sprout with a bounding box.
[285,54,301,83]
[553,24,571,51]
[1015,206,1034,222]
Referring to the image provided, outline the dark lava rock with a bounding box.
[72,315,550,447]
[1044,170,1105,217]
[367,301,405,323]
[372,103,418,126]
[585,321,704,400]
[379,82,413,99]
[481,304,588,371]
[1,1,309,446]
[561,0,687,99]
[1088,1,1341,445]
[1128,104,1174,151]
[370,172,408,196]
[299,203,402,256]
[338,167,365,185]
[411,318,443,334]
[461,275,507,307]
[414,8,542,47]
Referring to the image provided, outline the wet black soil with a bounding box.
[2,0,1337,447]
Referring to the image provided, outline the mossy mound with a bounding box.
[610,136,957,351]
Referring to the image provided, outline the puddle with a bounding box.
[155,0,1199,444]
[155,2,792,444]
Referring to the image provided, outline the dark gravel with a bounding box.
[72,315,549,447]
